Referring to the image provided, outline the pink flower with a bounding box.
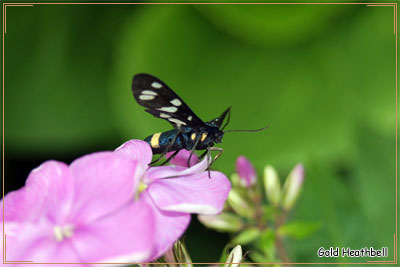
[236,156,257,187]
[1,152,155,264]
[115,140,231,260]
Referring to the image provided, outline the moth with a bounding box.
[131,73,269,168]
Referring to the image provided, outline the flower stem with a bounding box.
[275,211,290,265]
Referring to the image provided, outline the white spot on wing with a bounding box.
[158,106,178,113]
[151,82,162,89]
[139,95,155,100]
[170,99,182,106]
[142,90,157,96]
[168,118,186,126]
[188,116,192,121]
[159,113,171,118]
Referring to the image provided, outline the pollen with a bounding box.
[138,182,148,193]
[53,225,74,242]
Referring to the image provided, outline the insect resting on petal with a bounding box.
[131,73,270,170]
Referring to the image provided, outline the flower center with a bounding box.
[135,181,148,200]
[138,181,148,193]
[53,225,74,242]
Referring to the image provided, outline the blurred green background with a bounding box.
[4,2,397,264]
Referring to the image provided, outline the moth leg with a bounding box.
[206,147,224,178]
[160,149,181,166]
[209,146,224,163]
[187,135,202,168]
[150,132,180,165]
[150,155,163,165]
[198,150,208,160]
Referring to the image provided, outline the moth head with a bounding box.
[208,107,231,130]
[213,130,224,143]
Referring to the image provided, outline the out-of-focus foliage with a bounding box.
[200,162,311,264]
[5,5,133,155]
[5,3,396,263]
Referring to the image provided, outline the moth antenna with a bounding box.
[221,107,232,131]
[224,124,271,133]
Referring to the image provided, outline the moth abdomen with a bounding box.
[144,130,183,154]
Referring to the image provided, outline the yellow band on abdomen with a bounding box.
[150,133,161,149]
[201,133,207,142]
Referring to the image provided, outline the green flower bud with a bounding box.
[224,245,243,267]
[282,164,304,210]
[230,173,241,188]
[198,213,243,232]
[263,165,281,206]
[227,189,255,219]
[163,240,192,267]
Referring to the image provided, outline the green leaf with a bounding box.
[247,251,268,263]
[231,228,260,245]
[195,5,352,47]
[6,6,129,154]
[260,228,276,256]
[278,221,321,240]
[198,213,243,233]
[219,244,232,267]
[351,123,396,248]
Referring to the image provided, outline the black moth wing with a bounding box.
[132,73,205,130]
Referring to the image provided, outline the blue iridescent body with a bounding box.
[144,123,224,154]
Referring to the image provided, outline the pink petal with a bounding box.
[166,149,198,167]
[72,200,155,263]
[141,191,190,261]
[1,222,25,261]
[236,156,257,187]
[68,152,139,224]
[1,161,73,223]
[148,171,231,215]
[115,139,153,167]
[146,154,211,182]
[1,188,43,223]
[3,221,82,264]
